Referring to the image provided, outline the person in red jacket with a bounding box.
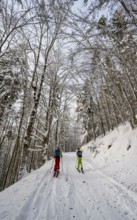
[54,147,62,177]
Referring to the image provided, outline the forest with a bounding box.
[0,0,137,191]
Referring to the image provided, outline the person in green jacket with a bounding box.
[76,147,84,173]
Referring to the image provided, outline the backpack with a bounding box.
[55,148,60,157]
[77,150,82,157]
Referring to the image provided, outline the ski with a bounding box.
[81,168,84,174]
[55,170,59,177]
[76,167,84,173]
[53,169,59,177]
[76,167,81,173]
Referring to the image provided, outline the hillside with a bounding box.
[83,122,137,193]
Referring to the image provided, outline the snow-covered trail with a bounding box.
[0,153,137,220]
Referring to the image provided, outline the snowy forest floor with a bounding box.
[0,152,137,220]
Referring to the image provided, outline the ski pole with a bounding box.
[50,158,54,173]
[61,157,63,174]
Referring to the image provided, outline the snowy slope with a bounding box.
[83,122,137,193]
[0,123,137,220]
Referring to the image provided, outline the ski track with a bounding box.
[1,153,137,220]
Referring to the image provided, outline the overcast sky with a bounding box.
[72,0,90,13]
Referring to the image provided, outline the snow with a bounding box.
[83,122,137,194]
[0,122,137,220]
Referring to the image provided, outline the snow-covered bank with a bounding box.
[82,122,137,193]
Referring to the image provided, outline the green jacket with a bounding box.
[60,148,63,157]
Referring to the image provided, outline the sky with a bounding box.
[72,0,91,13]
